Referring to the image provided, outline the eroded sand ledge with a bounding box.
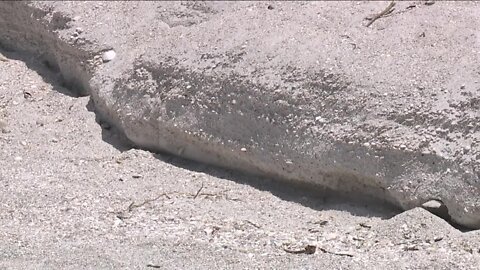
[1,1,479,228]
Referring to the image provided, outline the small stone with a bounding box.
[399,144,407,150]
[325,232,338,241]
[204,227,214,236]
[14,156,22,161]
[102,50,116,62]
[114,217,123,226]
[422,200,442,209]
[315,116,326,123]
[240,147,247,152]
[132,174,143,179]
[75,27,83,34]
[51,138,59,143]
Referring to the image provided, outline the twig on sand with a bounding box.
[126,193,170,212]
[318,247,355,257]
[193,182,204,199]
[245,220,261,229]
[115,193,170,220]
[283,245,317,255]
[365,1,396,27]
[283,244,354,257]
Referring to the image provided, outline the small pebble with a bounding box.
[102,50,116,62]
[51,138,59,143]
[325,233,338,241]
[132,174,143,179]
[422,200,442,209]
[315,116,326,123]
[240,147,247,152]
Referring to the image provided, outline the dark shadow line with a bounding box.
[151,150,403,219]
